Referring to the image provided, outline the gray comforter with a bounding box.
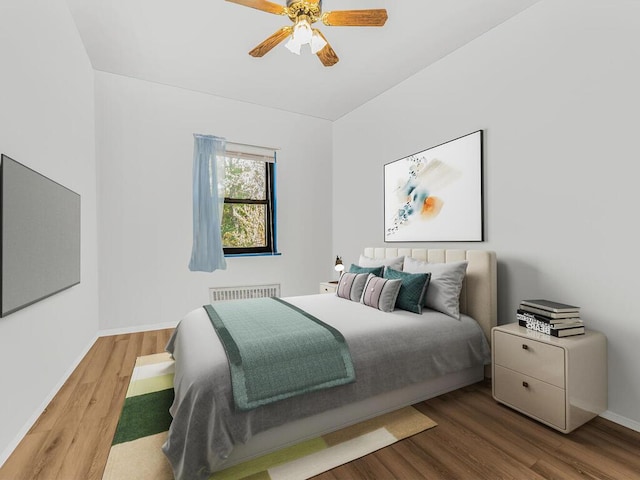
[163,294,491,480]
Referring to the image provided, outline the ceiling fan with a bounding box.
[226,0,388,67]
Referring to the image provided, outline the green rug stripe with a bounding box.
[210,437,327,480]
[112,388,174,445]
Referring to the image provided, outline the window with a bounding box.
[220,144,277,256]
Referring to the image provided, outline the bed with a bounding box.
[163,248,497,480]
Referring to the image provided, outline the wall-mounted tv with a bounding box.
[1,154,81,317]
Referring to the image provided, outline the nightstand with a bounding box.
[319,282,338,294]
[492,323,607,433]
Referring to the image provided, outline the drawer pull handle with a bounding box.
[522,381,529,388]
[522,344,529,350]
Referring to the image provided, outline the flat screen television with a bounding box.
[1,154,81,317]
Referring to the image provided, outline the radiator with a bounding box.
[209,284,281,303]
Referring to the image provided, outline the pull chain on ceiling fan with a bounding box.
[226,0,388,66]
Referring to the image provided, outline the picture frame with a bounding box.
[384,130,483,242]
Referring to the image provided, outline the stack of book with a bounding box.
[517,299,585,337]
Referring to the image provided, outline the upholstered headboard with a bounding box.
[363,248,497,344]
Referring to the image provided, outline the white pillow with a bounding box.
[403,257,468,319]
[358,254,404,272]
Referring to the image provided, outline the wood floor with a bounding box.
[2,329,639,480]
[0,329,174,480]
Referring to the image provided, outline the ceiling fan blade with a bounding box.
[322,9,388,27]
[314,31,339,67]
[249,27,293,57]
[226,0,286,16]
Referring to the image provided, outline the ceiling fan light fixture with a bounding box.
[284,37,302,55]
[284,15,317,55]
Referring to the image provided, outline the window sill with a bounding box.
[224,252,282,258]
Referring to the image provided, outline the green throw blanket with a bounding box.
[204,297,355,411]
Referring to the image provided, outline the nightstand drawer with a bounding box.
[494,365,566,430]
[494,330,565,388]
[319,282,337,294]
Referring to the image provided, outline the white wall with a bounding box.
[333,0,640,429]
[0,0,98,463]
[95,73,333,331]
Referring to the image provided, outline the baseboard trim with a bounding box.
[600,410,640,433]
[98,321,178,338]
[0,334,98,469]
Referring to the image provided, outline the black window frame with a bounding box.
[222,160,276,256]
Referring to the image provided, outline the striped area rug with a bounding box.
[103,353,437,480]
[102,353,175,480]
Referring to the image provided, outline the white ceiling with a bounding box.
[66,0,540,120]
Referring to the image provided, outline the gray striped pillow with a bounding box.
[360,274,402,312]
[336,272,369,302]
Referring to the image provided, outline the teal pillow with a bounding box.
[348,264,384,277]
[403,257,468,319]
[384,267,431,314]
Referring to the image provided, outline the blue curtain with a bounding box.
[188,134,227,272]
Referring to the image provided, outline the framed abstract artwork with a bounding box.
[384,130,483,242]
